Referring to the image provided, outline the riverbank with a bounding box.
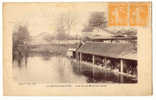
[29,43,79,57]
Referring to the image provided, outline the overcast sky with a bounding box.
[5,3,107,37]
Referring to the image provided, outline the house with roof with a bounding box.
[76,41,137,76]
[67,28,137,79]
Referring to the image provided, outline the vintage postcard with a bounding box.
[3,2,152,96]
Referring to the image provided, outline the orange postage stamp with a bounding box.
[108,2,150,26]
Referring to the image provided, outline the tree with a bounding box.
[13,25,30,66]
[13,25,30,45]
[82,12,107,32]
[55,12,77,40]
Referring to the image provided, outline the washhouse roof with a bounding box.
[77,42,137,60]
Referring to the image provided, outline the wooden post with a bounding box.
[92,55,95,82]
[79,53,82,72]
[120,59,124,73]
[76,52,78,61]
[92,55,95,64]
[120,74,124,83]
[104,57,107,67]
[80,53,82,62]
[135,64,138,80]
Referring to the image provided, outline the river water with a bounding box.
[13,56,137,83]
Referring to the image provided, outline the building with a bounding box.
[76,41,137,76]
[67,27,137,78]
[68,35,137,79]
[89,35,137,44]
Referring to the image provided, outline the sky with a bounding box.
[5,3,108,37]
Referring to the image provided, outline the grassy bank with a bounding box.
[29,43,79,57]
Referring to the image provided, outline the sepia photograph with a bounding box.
[12,6,137,84]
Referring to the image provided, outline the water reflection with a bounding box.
[13,56,137,83]
[13,56,87,83]
[71,61,137,83]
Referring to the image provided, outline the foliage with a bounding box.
[13,25,30,63]
[55,12,77,40]
[82,12,107,32]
